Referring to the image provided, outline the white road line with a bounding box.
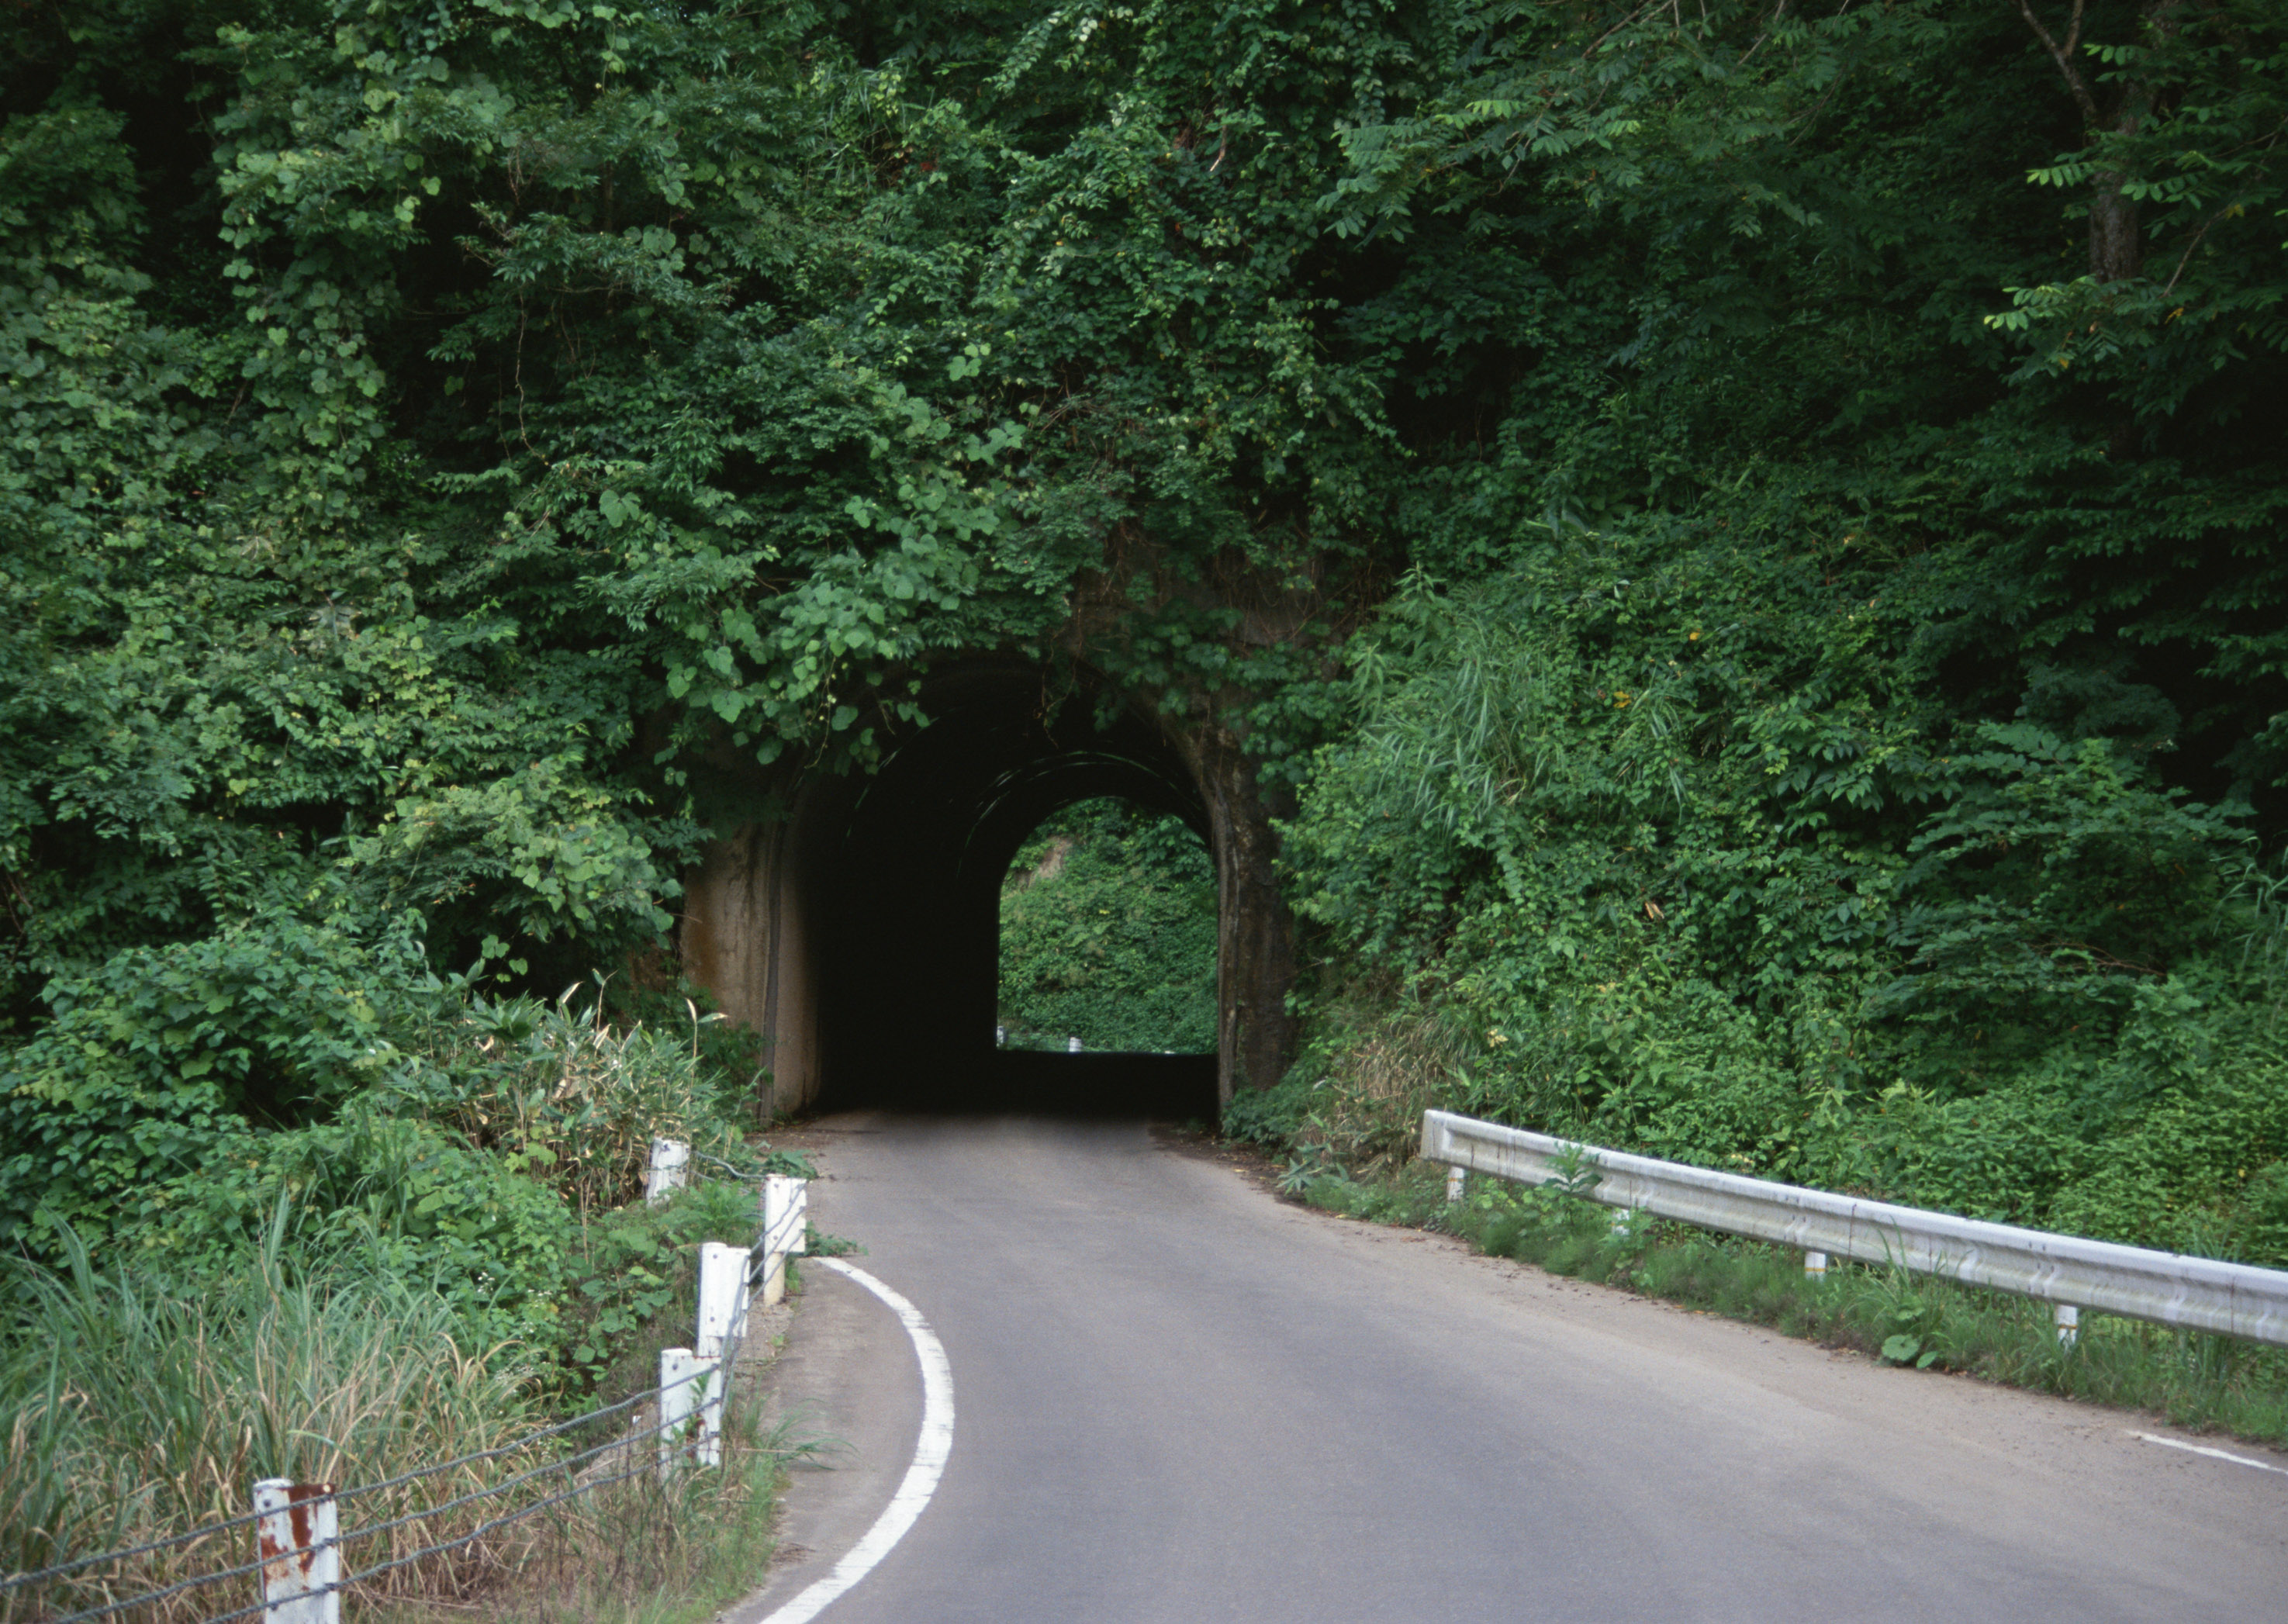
[2132,1432,2288,1477]
[759,1259,956,1624]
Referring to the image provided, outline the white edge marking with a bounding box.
[2131,1431,2288,1477]
[758,1258,956,1624]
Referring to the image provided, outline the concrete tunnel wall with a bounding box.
[678,662,1289,1118]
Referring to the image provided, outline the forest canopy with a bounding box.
[3,0,2286,1273]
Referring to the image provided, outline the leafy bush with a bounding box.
[1278,544,2288,1261]
[378,980,764,1216]
[0,905,794,1398]
[997,800,1217,1052]
[0,920,410,1258]
[1221,1075,1314,1149]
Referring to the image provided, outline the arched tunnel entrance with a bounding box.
[678,662,1294,1118]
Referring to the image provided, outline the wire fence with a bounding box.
[29,1369,728,1624]
[4,1156,806,1624]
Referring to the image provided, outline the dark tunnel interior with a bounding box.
[804,664,1220,1118]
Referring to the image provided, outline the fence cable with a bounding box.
[21,1318,759,1623]
[335,1367,729,1551]
[188,1450,669,1624]
[4,1343,741,1601]
[36,1445,674,1624]
[330,1349,724,1508]
[0,1508,269,1595]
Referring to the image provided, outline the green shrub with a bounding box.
[1222,1075,1315,1148]
[1278,553,2288,1263]
[378,980,766,1216]
[997,799,1217,1052]
[0,921,407,1258]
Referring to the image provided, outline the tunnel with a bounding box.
[678,659,1294,1118]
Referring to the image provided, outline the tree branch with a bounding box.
[2011,0,2101,127]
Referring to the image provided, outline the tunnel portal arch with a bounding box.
[679,660,1294,1116]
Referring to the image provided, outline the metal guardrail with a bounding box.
[1420,1109,2288,1347]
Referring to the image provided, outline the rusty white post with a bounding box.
[254,1479,340,1624]
[658,1349,721,1474]
[1444,1166,1466,1204]
[2055,1304,2080,1347]
[645,1139,690,1206]
[696,1242,743,1359]
[1805,1251,1829,1280]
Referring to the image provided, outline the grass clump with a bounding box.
[1291,1159,2288,1450]
[1,1187,807,1624]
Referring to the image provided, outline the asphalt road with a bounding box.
[733,1115,2288,1623]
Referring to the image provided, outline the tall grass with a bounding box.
[2,1210,808,1624]
[443,1388,800,1624]
[1,1215,542,1622]
[383,984,759,1217]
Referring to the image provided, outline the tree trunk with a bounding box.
[2087,171,2144,283]
[2010,0,2179,282]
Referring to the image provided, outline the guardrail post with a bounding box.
[1804,1251,1829,1280]
[658,1349,721,1473]
[2055,1304,2079,1347]
[1066,1035,1083,1052]
[696,1242,744,1360]
[1444,1166,1466,1204]
[254,1479,340,1624]
[645,1139,690,1206]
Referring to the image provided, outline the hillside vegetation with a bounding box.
[2,0,2285,1439]
[998,799,1218,1053]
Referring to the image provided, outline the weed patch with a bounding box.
[1,1204,814,1623]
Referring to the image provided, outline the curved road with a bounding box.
[734,1116,2288,1623]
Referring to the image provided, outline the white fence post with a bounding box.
[759,1175,809,1308]
[1066,1035,1083,1052]
[2055,1304,2080,1347]
[1805,1250,1829,1280]
[658,1348,694,1476]
[645,1139,690,1206]
[254,1479,340,1624]
[696,1242,744,1360]
[658,1348,721,1473]
[1445,1165,1466,1204]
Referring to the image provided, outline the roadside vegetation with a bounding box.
[0,1180,805,1624]
[5,0,2286,1594]
[998,800,1218,1054]
[1256,555,2288,1266]
[0,967,805,1616]
[1244,1149,2288,1450]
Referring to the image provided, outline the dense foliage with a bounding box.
[2,0,2284,1307]
[1255,0,2288,1263]
[997,798,1217,1052]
